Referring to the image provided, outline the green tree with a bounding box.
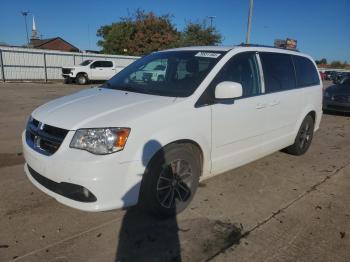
[97,21,134,55]
[97,11,223,55]
[97,10,180,56]
[180,22,222,46]
[320,58,327,64]
[330,60,343,68]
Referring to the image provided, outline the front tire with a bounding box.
[139,144,201,219]
[284,115,314,156]
[76,74,88,85]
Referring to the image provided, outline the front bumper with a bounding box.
[62,73,74,79]
[22,131,145,212]
[323,100,350,113]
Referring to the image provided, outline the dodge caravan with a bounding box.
[23,45,322,218]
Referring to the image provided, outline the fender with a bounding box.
[74,71,87,78]
[294,107,317,139]
[130,128,212,178]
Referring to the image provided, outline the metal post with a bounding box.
[43,53,48,82]
[207,16,216,28]
[73,54,76,65]
[245,0,254,44]
[0,49,5,82]
[21,11,30,46]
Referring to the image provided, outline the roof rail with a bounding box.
[238,43,300,52]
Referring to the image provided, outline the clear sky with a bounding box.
[1,0,349,62]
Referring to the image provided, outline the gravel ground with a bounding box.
[0,81,349,262]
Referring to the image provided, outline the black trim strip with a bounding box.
[28,165,97,203]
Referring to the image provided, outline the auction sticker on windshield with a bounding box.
[195,52,221,58]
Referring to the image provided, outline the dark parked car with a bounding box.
[324,71,336,80]
[333,72,350,84]
[323,77,350,113]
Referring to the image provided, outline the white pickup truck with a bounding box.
[62,60,123,84]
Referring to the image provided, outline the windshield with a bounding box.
[340,77,350,86]
[102,51,226,97]
[80,60,93,66]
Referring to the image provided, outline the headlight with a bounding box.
[70,128,130,155]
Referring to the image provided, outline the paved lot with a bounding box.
[0,81,349,262]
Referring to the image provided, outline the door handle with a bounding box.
[269,100,280,106]
[256,103,267,109]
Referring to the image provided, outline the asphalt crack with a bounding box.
[206,161,350,261]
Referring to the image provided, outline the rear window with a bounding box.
[100,61,113,67]
[260,53,296,93]
[292,56,320,87]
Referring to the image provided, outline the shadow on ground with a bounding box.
[115,207,244,262]
[115,207,181,261]
[115,141,244,261]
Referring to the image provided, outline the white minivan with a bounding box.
[23,45,322,218]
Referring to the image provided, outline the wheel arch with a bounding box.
[76,72,88,78]
[145,139,204,177]
[295,108,318,135]
[308,110,316,123]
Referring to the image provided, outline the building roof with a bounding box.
[31,37,79,51]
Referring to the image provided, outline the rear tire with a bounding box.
[76,74,88,85]
[139,144,201,219]
[284,115,314,156]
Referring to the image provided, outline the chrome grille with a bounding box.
[26,117,68,156]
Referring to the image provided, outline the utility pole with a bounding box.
[245,0,253,44]
[21,11,30,46]
[207,16,216,28]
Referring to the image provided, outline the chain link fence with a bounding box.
[0,46,139,82]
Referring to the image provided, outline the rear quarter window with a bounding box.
[292,55,320,87]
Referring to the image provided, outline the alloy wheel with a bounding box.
[156,159,193,209]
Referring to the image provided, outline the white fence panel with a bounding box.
[0,46,139,81]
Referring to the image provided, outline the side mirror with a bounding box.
[215,81,243,100]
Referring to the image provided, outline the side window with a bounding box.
[260,53,296,92]
[101,61,113,68]
[292,55,320,87]
[211,52,261,97]
[91,61,102,68]
[91,61,113,68]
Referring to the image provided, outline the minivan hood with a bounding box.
[32,87,175,130]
